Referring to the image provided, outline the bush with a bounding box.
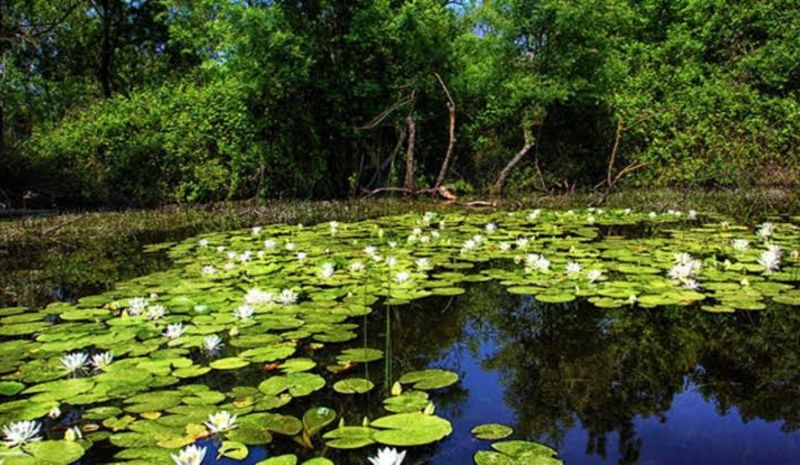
[26,78,266,206]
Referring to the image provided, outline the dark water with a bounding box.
[376,281,800,465]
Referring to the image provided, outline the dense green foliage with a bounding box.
[1,0,798,206]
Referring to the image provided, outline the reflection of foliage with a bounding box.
[462,281,800,461]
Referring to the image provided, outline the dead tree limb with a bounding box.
[490,124,535,196]
[402,91,417,192]
[606,118,624,187]
[433,73,456,188]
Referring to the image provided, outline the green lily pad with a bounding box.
[398,369,459,390]
[471,423,514,440]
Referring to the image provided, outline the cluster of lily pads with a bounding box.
[0,208,798,464]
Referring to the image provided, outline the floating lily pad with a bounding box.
[471,423,514,440]
[398,369,459,390]
[333,378,375,394]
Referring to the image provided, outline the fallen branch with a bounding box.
[433,73,456,188]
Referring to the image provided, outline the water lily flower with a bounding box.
[438,221,446,229]
[91,351,113,371]
[147,305,167,320]
[203,335,223,353]
[201,265,217,275]
[234,304,254,319]
[527,209,541,221]
[388,241,398,249]
[485,223,497,233]
[198,239,209,247]
[758,245,781,273]
[244,288,273,305]
[624,208,632,214]
[216,246,226,253]
[368,447,407,465]
[587,215,596,225]
[349,261,366,273]
[237,251,252,263]
[364,246,378,256]
[731,239,750,251]
[204,411,237,434]
[394,271,411,284]
[285,242,296,251]
[226,251,238,260]
[330,221,339,230]
[128,297,149,316]
[525,254,550,272]
[688,210,698,219]
[628,294,638,305]
[472,234,484,244]
[320,263,336,278]
[648,211,657,218]
[431,230,440,239]
[586,269,604,283]
[171,444,207,465]
[2,420,42,447]
[257,251,266,259]
[61,352,89,373]
[163,323,186,339]
[252,226,262,235]
[223,262,236,271]
[48,406,61,419]
[565,261,582,274]
[460,239,477,253]
[386,257,397,267]
[682,278,700,290]
[515,237,530,249]
[263,239,277,249]
[499,242,511,251]
[277,289,298,305]
[295,251,308,261]
[415,258,430,270]
[757,222,775,239]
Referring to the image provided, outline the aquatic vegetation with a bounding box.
[3,420,42,447]
[0,208,798,464]
[172,444,207,465]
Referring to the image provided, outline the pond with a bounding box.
[0,209,798,465]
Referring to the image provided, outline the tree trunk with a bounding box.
[434,73,456,188]
[490,125,535,196]
[403,113,416,191]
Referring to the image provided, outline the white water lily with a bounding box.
[163,323,186,339]
[461,239,478,254]
[226,251,238,260]
[415,258,430,270]
[257,251,266,259]
[485,223,497,233]
[198,239,209,247]
[3,420,42,447]
[321,263,335,278]
[731,239,750,251]
[683,279,701,290]
[48,406,61,419]
[628,294,638,305]
[624,208,632,214]
[204,411,237,434]
[648,211,657,218]
[669,253,701,282]
[171,444,207,465]
[394,271,411,284]
[244,288,273,305]
[223,262,236,271]
[688,209,698,219]
[61,352,89,373]
[203,335,223,353]
[368,447,407,465]
[386,257,397,267]
[587,215,596,225]
[515,237,530,249]
[499,242,511,251]
[147,304,167,320]
[586,269,604,283]
[758,245,782,273]
[216,246,226,253]
[364,246,378,256]
[91,351,113,371]
[472,234,484,244]
[349,261,366,273]
[277,289,298,305]
[201,265,217,275]
[285,242,296,251]
[330,221,340,231]
[234,304,254,319]
[757,222,775,239]
[296,252,307,261]
[525,254,550,272]
[237,250,252,263]
[565,261,582,274]
[128,297,149,316]
[252,226,262,235]
[263,239,277,249]
[527,209,541,221]
[423,211,436,223]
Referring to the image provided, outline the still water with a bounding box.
[384,281,800,465]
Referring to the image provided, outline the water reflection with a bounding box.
[392,281,800,465]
